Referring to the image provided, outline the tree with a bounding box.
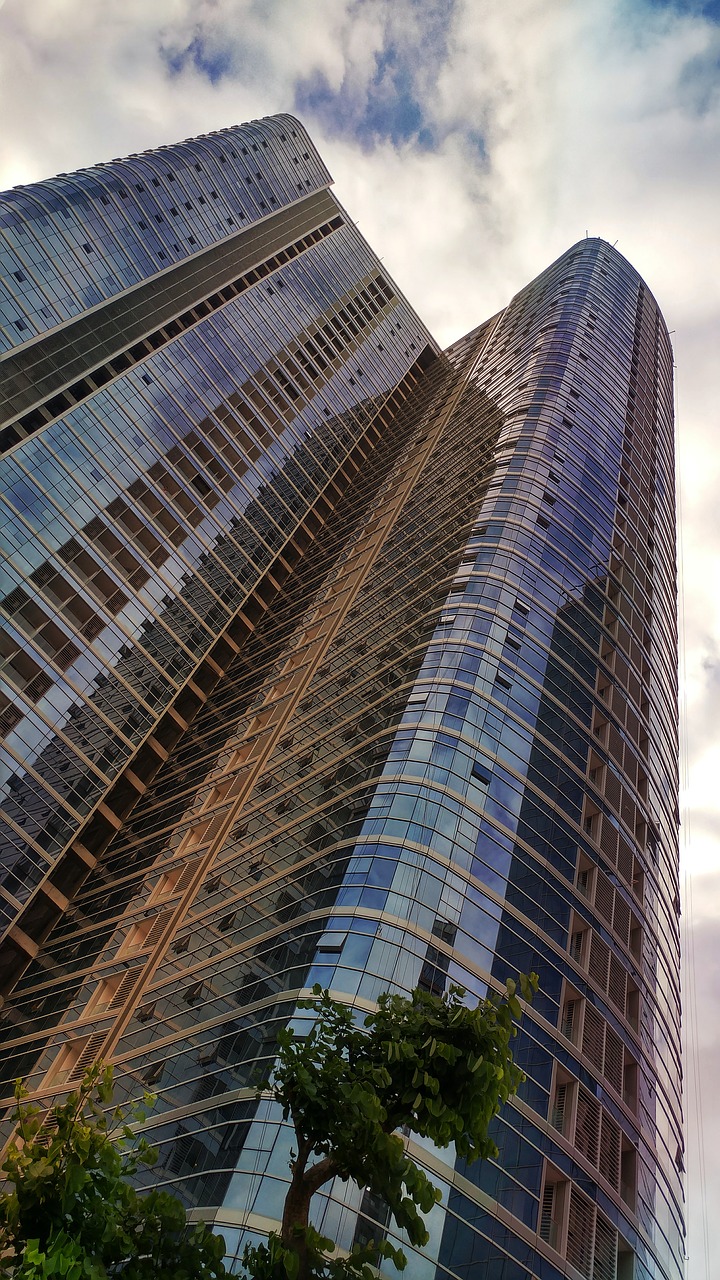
[0,1063,229,1280]
[243,975,538,1280]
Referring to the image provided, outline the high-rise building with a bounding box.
[0,117,682,1280]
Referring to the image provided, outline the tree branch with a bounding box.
[302,1154,338,1195]
[291,1132,313,1178]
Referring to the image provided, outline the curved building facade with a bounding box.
[0,121,682,1280]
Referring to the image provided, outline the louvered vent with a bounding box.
[107,967,141,1010]
[561,999,578,1041]
[593,1214,618,1280]
[539,1184,556,1246]
[582,1002,605,1063]
[589,933,610,989]
[66,1032,107,1084]
[570,930,585,964]
[567,1186,594,1279]
[145,911,172,948]
[575,1087,601,1165]
[176,858,200,892]
[551,1083,569,1135]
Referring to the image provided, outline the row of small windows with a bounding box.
[0,394,412,962]
[1,299,409,747]
[0,194,415,942]
[1,214,346,455]
[1,280,398,717]
[487,522,659,702]
[396,700,649,932]
[81,137,273,189]
[11,366,456,916]
[0,325,412,808]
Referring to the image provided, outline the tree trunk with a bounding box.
[280,1170,312,1276]
[280,1153,337,1280]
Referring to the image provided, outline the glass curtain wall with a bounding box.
[0,121,682,1280]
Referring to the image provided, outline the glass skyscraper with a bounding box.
[0,116,682,1280]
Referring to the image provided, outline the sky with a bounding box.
[0,0,717,1273]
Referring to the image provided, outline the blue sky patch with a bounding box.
[161,34,233,86]
[294,3,454,151]
[644,0,720,16]
[294,54,435,150]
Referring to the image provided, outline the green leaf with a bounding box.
[1,1061,232,1280]
[283,1249,299,1279]
[2,978,534,1279]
